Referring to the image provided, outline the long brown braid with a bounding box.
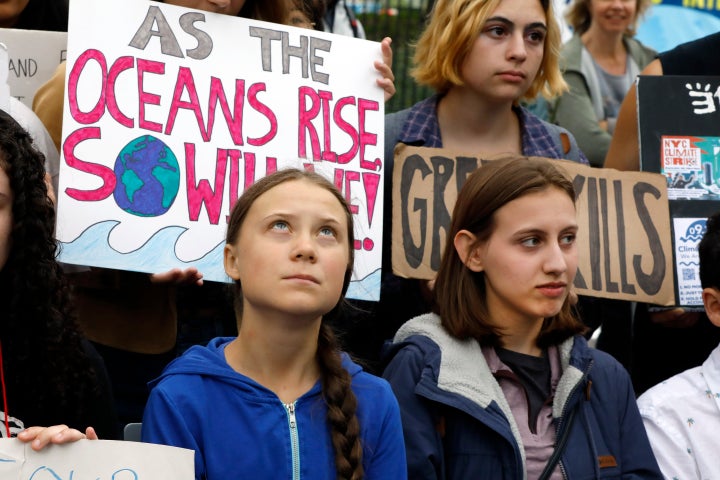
[317,322,364,480]
[226,168,363,479]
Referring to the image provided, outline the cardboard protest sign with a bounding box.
[391,145,675,306]
[0,439,193,479]
[0,29,67,107]
[55,0,385,300]
[638,75,720,307]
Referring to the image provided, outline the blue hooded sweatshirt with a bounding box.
[142,337,406,480]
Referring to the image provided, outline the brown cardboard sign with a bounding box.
[391,145,675,306]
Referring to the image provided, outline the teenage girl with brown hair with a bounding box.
[140,168,406,480]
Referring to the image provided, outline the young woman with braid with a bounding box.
[140,168,406,480]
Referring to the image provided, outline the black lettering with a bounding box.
[633,182,665,295]
[587,178,602,290]
[455,156,478,193]
[613,180,635,294]
[9,58,38,78]
[572,174,587,289]
[600,179,619,292]
[401,154,431,268]
[431,156,453,270]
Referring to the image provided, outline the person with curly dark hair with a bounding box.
[0,109,119,442]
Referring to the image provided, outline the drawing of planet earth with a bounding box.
[113,135,180,217]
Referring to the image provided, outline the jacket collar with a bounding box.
[393,313,591,426]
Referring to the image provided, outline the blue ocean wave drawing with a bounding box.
[347,268,381,301]
[58,220,228,282]
[58,220,380,300]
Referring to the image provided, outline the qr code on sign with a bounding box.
[682,268,696,281]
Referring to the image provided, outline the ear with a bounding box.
[703,287,720,328]
[224,244,242,280]
[454,229,484,272]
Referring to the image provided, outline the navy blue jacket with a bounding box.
[382,314,663,479]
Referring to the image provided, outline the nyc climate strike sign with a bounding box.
[56,0,385,300]
[638,75,720,307]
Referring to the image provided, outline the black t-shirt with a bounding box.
[2,339,120,439]
[496,347,552,434]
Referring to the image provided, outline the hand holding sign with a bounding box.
[17,425,98,451]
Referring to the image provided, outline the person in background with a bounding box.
[604,31,720,172]
[551,0,654,168]
[637,210,720,479]
[323,0,365,38]
[358,0,588,374]
[603,31,720,395]
[547,0,654,373]
[383,157,662,479]
[0,109,118,440]
[143,169,406,480]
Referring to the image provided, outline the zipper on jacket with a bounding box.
[545,406,577,479]
[551,359,594,480]
[284,401,301,480]
[559,459,568,480]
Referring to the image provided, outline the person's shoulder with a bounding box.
[351,368,399,405]
[559,34,583,67]
[393,313,447,345]
[385,96,436,128]
[672,31,720,56]
[150,338,233,386]
[581,339,626,368]
[385,108,410,132]
[638,364,705,409]
[570,335,630,378]
[525,110,586,164]
[624,36,657,65]
[381,314,447,373]
[7,98,55,149]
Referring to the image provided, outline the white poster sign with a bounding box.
[0,439,193,480]
[0,29,67,107]
[673,216,706,306]
[56,0,385,300]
